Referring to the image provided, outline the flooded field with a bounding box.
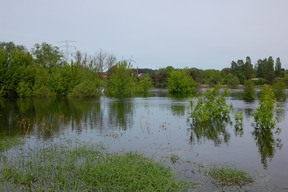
[0,89,287,191]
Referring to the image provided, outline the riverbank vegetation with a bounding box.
[0,143,195,192]
[1,41,288,98]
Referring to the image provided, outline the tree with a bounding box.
[0,42,34,97]
[32,42,63,67]
[167,69,197,94]
[105,61,136,97]
[243,56,255,80]
[275,57,284,78]
[228,75,240,88]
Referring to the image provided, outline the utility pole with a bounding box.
[58,40,77,62]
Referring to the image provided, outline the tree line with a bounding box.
[1,41,287,98]
[0,42,152,98]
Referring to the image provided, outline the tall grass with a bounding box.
[0,143,195,192]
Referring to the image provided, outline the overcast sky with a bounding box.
[1,0,288,69]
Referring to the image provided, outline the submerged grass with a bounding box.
[0,137,23,152]
[207,164,254,191]
[0,143,195,192]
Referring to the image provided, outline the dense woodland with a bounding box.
[0,41,287,98]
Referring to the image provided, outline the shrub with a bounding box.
[167,69,197,95]
[272,78,286,101]
[253,85,279,129]
[243,80,255,102]
[69,80,101,98]
[135,76,153,95]
[190,86,232,124]
[32,85,56,97]
[105,61,136,97]
[16,81,33,97]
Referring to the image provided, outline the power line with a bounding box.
[58,40,77,61]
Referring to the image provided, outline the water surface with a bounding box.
[0,89,287,191]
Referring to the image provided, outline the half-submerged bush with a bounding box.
[69,80,101,98]
[105,61,136,97]
[253,84,280,129]
[167,69,197,95]
[32,85,56,97]
[135,76,153,95]
[243,79,255,102]
[272,78,286,101]
[190,86,232,125]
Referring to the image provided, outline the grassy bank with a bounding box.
[0,143,195,192]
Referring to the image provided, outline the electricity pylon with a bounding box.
[58,40,77,61]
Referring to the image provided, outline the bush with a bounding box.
[190,86,232,124]
[135,76,153,95]
[16,81,33,97]
[69,80,101,98]
[32,86,56,97]
[167,69,197,95]
[243,80,255,102]
[272,78,286,101]
[105,61,136,97]
[253,85,279,129]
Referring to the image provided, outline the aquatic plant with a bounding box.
[207,164,254,191]
[0,137,23,152]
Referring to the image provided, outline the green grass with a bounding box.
[0,137,23,152]
[207,164,254,191]
[0,143,195,192]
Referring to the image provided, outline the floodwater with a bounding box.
[0,89,287,191]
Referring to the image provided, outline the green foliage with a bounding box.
[0,143,194,191]
[69,80,101,98]
[253,78,266,85]
[234,112,244,136]
[234,112,244,128]
[207,164,254,191]
[272,78,286,101]
[0,137,23,152]
[243,80,255,102]
[16,81,33,97]
[33,86,56,97]
[150,67,171,88]
[135,76,153,95]
[105,61,136,97]
[190,86,232,124]
[31,42,63,67]
[167,69,197,94]
[253,85,279,129]
[0,42,34,97]
[228,75,240,88]
[201,69,223,85]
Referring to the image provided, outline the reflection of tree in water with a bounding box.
[108,100,133,131]
[171,105,185,117]
[252,128,282,169]
[189,120,231,147]
[0,97,103,139]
